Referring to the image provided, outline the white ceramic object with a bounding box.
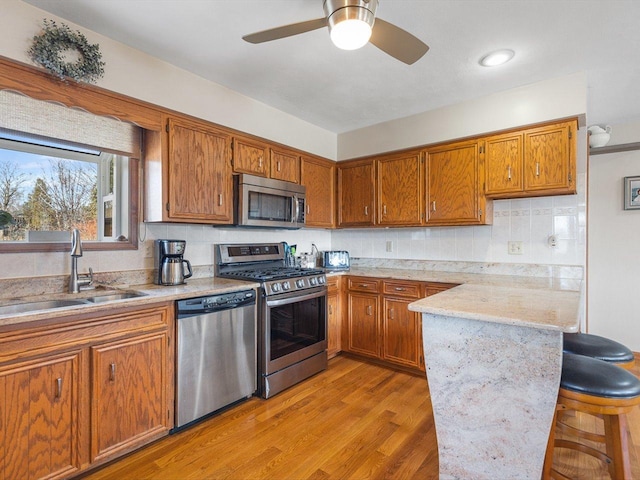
[588,125,612,148]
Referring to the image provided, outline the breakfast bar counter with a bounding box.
[409,282,582,480]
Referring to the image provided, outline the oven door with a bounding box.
[262,286,327,375]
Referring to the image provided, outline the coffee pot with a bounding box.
[154,239,193,285]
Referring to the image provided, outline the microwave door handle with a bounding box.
[292,195,299,224]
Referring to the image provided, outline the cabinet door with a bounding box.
[338,160,375,227]
[0,353,80,480]
[270,147,299,183]
[346,292,379,358]
[301,155,335,228]
[232,136,269,177]
[426,141,488,225]
[377,151,424,226]
[524,122,575,194]
[382,297,422,370]
[167,118,233,222]
[91,333,168,463]
[484,132,524,196]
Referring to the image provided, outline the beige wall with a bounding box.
[337,72,587,160]
[588,119,640,350]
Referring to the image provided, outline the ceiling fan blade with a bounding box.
[369,18,429,65]
[243,18,328,44]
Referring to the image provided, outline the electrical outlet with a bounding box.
[144,241,154,258]
[508,241,523,255]
[386,241,393,252]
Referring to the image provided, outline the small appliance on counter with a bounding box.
[154,239,193,285]
[321,250,350,270]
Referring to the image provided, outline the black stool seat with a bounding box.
[563,332,635,364]
[561,353,640,399]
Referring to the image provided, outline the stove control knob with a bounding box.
[310,277,318,286]
[296,279,305,288]
[318,276,326,284]
[272,283,281,292]
[282,282,291,291]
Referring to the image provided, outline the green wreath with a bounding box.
[28,19,105,84]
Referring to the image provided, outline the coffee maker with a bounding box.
[154,239,193,285]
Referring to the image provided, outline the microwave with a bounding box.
[234,174,305,229]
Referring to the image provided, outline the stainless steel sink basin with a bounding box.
[0,299,89,316]
[85,291,147,303]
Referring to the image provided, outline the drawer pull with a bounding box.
[55,377,62,399]
[359,284,369,288]
[394,287,406,291]
[328,305,333,315]
[109,363,116,382]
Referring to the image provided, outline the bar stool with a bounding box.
[563,332,635,369]
[543,353,640,480]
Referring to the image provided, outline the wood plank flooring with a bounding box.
[82,355,640,480]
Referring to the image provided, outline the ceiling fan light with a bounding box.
[330,19,372,50]
[327,5,375,51]
[479,49,515,67]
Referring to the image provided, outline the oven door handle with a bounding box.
[266,288,326,307]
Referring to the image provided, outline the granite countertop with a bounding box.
[333,266,582,333]
[0,277,259,330]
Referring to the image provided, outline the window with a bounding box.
[0,90,140,252]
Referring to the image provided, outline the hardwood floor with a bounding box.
[82,355,640,480]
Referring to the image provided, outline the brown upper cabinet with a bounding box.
[484,120,577,198]
[301,155,336,228]
[232,135,300,183]
[232,135,270,177]
[145,116,233,224]
[338,158,376,227]
[270,146,300,183]
[426,140,491,226]
[377,150,424,226]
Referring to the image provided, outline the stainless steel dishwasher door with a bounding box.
[175,290,257,429]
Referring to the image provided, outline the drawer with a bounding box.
[424,282,459,296]
[383,281,422,299]
[347,277,380,293]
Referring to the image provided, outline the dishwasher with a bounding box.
[174,289,257,430]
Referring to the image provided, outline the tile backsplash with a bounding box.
[0,173,585,280]
[332,173,586,267]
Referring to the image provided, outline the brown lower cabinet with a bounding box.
[0,302,174,480]
[341,276,457,373]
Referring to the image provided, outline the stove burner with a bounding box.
[226,267,325,281]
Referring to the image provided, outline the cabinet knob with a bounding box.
[109,363,116,382]
[389,308,394,319]
[366,305,373,316]
[364,206,369,216]
[328,305,333,315]
[277,161,281,172]
[306,204,310,215]
[507,165,512,180]
[383,204,387,215]
[218,194,223,206]
[535,162,540,177]
[258,156,263,168]
[431,201,436,212]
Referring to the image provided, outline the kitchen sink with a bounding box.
[85,291,147,303]
[0,290,148,316]
[0,299,89,316]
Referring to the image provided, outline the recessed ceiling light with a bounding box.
[479,49,515,67]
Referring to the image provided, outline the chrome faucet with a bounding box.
[69,228,93,293]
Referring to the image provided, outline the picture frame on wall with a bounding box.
[624,176,640,210]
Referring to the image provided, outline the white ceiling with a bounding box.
[23,0,640,134]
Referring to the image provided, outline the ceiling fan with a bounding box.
[242,0,429,65]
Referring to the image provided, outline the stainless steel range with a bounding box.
[215,243,328,398]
